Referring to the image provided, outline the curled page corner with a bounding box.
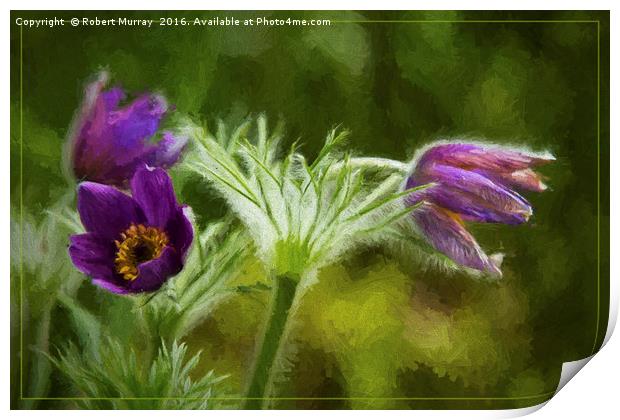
[551,314,613,398]
[549,303,616,398]
[551,267,618,396]
[555,356,594,395]
[502,304,617,418]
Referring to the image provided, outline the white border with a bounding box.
[2,2,616,419]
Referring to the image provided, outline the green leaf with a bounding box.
[51,338,229,409]
[347,183,434,223]
[57,293,102,359]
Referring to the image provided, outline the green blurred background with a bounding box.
[10,10,609,409]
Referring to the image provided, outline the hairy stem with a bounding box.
[243,273,298,409]
[331,157,410,173]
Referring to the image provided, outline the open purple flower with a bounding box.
[66,71,187,186]
[406,142,554,275]
[68,166,193,294]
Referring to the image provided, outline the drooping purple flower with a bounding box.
[66,71,188,186]
[406,142,554,275]
[68,166,193,294]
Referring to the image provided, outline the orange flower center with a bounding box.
[114,224,169,281]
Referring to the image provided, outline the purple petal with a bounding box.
[71,83,140,185]
[85,93,168,178]
[108,94,168,155]
[68,72,175,186]
[416,164,532,224]
[91,132,186,187]
[147,131,188,168]
[101,87,125,109]
[130,166,177,229]
[476,168,548,192]
[92,278,130,295]
[413,203,501,275]
[77,182,145,240]
[69,73,112,177]
[417,143,554,174]
[68,233,116,279]
[129,247,182,293]
[166,206,194,259]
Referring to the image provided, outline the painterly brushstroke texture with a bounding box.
[67,72,187,186]
[406,142,554,274]
[69,166,193,293]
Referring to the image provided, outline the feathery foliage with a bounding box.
[151,218,253,339]
[10,196,84,300]
[10,197,84,408]
[185,116,428,283]
[52,339,228,409]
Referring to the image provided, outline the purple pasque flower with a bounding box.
[66,71,187,186]
[68,165,193,294]
[406,141,554,275]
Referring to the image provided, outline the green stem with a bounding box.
[243,273,298,409]
[136,304,163,365]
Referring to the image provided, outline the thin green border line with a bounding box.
[591,20,602,356]
[21,391,556,401]
[17,17,602,403]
